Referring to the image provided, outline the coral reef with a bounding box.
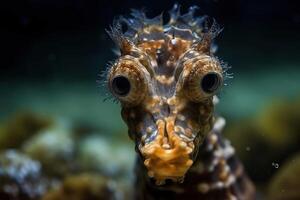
[77,135,134,178]
[42,173,119,200]
[0,110,136,199]
[0,95,298,199]
[0,112,52,150]
[22,119,76,177]
[0,150,51,200]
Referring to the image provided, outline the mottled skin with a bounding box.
[105,5,255,200]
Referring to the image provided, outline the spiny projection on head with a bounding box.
[106,4,229,99]
[103,4,255,200]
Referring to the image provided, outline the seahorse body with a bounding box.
[105,4,256,200]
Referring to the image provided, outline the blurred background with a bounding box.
[0,0,299,199]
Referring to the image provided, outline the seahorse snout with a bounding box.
[139,117,194,185]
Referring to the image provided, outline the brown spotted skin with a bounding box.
[105,4,256,200]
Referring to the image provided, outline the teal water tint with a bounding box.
[1,66,299,130]
[217,67,300,120]
[0,81,126,135]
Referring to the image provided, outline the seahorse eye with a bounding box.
[112,75,131,96]
[201,72,222,93]
[108,57,149,106]
[178,56,223,102]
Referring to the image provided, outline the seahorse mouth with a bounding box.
[139,117,195,185]
[141,142,193,185]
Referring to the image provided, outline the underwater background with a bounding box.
[0,0,300,199]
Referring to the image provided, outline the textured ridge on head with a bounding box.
[107,4,221,50]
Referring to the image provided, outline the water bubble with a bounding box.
[246,146,251,151]
[272,162,279,169]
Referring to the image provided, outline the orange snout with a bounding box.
[140,117,194,185]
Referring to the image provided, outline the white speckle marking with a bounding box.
[171,38,177,45]
[177,114,186,121]
[213,117,226,132]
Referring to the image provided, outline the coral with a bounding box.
[0,112,52,150]
[267,153,300,200]
[0,150,51,200]
[22,119,76,177]
[42,173,119,200]
[77,135,134,178]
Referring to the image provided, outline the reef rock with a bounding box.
[0,150,51,200]
[22,119,76,177]
[0,112,52,150]
[42,173,119,200]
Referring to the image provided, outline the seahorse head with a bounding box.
[106,4,226,185]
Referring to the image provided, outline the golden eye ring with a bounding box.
[108,58,149,105]
[181,57,223,102]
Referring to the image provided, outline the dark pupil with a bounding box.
[112,76,131,96]
[201,73,220,93]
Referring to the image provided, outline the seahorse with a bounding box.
[105,4,256,200]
